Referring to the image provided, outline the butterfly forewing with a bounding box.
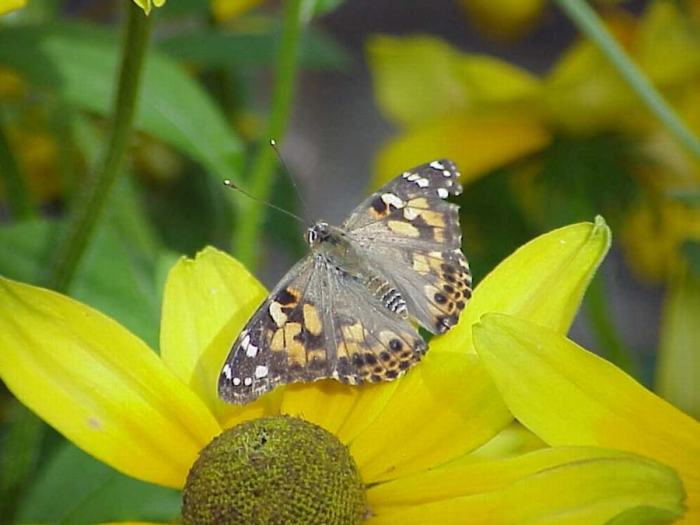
[219,159,469,405]
[343,159,471,334]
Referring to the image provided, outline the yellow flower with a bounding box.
[457,0,547,40]
[132,0,166,15]
[0,220,686,522]
[656,263,700,420]
[211,0,264,23]
[473,313,700,524]
[0,0,27,16]
[366,35,551,189]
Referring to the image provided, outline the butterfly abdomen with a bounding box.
[365,275,408,318]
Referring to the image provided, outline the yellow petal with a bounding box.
[211,0,264,22]
[435,216,611,355]
[350,351,511,483]
[473,314,700,523]
[160,246,266,409]
[469,421,546,459]
[636,1,700,88]
[280,379,399,443]
[373,114,550,189]
[656,264,700,420]
[369,445,669,507]
[368,451,684,524]
[0,0,26,15]
[544,13,640,134]
[0,277,221,489]
[457,0,546,40]
[367,35,542,127]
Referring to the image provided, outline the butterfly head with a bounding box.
[306,221,331,247]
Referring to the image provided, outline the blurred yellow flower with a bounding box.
[132,0,166,15]
[0,220,683,522]
[457,0,547,40]
[211,0,264,23]
[367,34,551,189]
[656,263,700,420]
[474,313,700,524]
[0,0,27,16]
[369,1,700,284]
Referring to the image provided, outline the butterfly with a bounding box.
[218,159,471,404]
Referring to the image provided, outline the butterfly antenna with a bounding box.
[269,139,311,221]
[223,179,306,225]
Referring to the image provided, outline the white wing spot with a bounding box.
[223,363,233,380]
[437,188,449,199]
[246,344,258,357]
[255,365,269,378]
[430,161,445,170]
[244,377,253,386]
[381,192,405,209]
[407,173,420,181]
[416,178,429,188]
[442,170,451,177]
[402,171,411,178]
[233,377,241,386]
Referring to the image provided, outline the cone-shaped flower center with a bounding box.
[182,415,367,524]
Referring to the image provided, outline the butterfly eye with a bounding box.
[306,228,318,245]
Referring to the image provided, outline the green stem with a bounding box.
[0,112,35,220]
[232,0,306,268]
[46,3,152,291]
[555,0,700,161]
[0,405,43,525]
[585,273,639,377]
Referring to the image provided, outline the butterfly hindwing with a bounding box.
[320,263,427,385]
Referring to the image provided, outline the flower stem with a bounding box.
[585,272,640,378]
[0,112,35,220]
[554,0,700,161]
[46,2,152,292]
[232,0,306,268]
[0,405,43,524]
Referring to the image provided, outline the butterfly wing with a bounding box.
[218,255,317,404]
[218,254,427,404]
[342,159,471,335]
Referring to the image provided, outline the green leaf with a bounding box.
[310,0,346,16]
[535,134,639,229]
[0,218,160,348]
[16,442,180,525]
[159,27,351,71]
[0,22,244,184]
[682,240,700,279]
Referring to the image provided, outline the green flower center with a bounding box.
[182,415,367,524]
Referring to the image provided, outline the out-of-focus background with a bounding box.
[0,0,698,523]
